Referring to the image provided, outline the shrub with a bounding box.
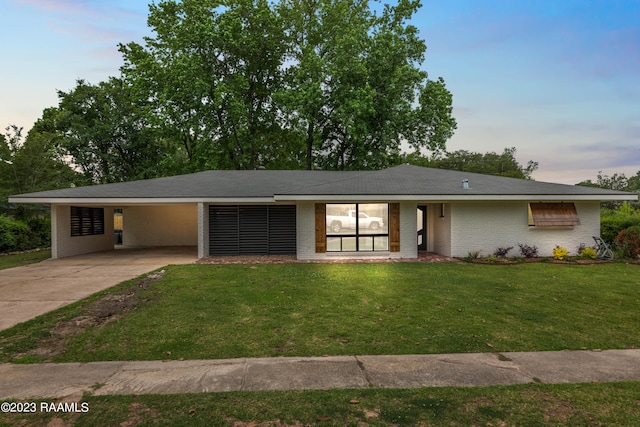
[614,226,640,259]
[26,217,51,248]
[464,251,480,261]
[600,205,640,243]
[552,246,569,261]
[494,246,514,257]
[0,215,50,253]
[580,247,597,259]
[518,243,538,258]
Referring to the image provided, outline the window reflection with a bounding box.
[326,203,389,251]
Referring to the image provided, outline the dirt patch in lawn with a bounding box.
[519,389,579,423]
[7,270,166,361]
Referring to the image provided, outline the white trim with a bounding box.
[274,194,637,202]
[9,193,636,205]
[8,197,277,205]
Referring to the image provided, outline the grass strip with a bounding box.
[1,382,639,426]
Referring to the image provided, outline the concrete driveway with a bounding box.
[0,247,197,331]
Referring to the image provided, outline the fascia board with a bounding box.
[274,194,638,202]
[8,197,277,205]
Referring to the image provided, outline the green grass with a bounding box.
[1,382,639,426]
[1,262,639,426]
[0,250,50,270]
[0,262,638,363]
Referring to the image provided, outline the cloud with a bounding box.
[12,0,146,45]
[579,144,640,168]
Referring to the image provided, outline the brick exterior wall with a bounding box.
[51,205,115,259]
[429,203,452,256]
[449,200,600,258]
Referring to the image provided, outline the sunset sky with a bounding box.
[2,0,639,184]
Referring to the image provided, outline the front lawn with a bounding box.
[0,250,50,270]
[1,262,638,363]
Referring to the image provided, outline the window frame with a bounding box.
[70,206,105,237]
[326,203,389,252]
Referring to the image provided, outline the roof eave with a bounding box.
[7,197,277,205]
[274,194,638,202]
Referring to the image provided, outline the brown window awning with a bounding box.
[529,203,580,227]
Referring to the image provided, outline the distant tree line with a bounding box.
[401,147,539,179]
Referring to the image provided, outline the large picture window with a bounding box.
[326,203,389,251]
[71,206,105,237]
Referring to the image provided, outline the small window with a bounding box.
[71,206,105,237]
[528,203,580,227]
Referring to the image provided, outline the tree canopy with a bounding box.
[0,125,80,216]
[32,0,456,183]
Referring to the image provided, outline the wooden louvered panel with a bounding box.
[530,203,580,227]
[315,204,326,253]
[389,203,400,252]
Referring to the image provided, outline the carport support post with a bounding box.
[51,204,60,259]
[198,202,209,259]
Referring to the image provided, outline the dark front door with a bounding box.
[417,205,427,251]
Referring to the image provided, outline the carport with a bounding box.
[48,203,199,259]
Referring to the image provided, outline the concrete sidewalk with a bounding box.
[2,349,639,399]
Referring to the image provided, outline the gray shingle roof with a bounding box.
[9,164,636,202]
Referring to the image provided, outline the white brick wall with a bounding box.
[449,201,600,258]
[297,201,324,260]
[122,204,198,247]
[429,203,452,256]
[398,201,418,259]
[51,205,115,259]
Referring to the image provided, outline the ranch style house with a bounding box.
[9,164,638,260]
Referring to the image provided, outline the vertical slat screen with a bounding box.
[209,206,239,255]
[268,205,297,254]
[209,205,297,256]
[239,206,269,254]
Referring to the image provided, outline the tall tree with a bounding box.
[120,0,297,171]
[279,0,455,170]
[48,78,168,183]
[119,0,456,171]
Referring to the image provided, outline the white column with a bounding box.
[197,202,209,258]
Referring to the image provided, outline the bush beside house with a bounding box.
[615,226,640,259]
[0,215,50,253]
[600,206,640,243]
